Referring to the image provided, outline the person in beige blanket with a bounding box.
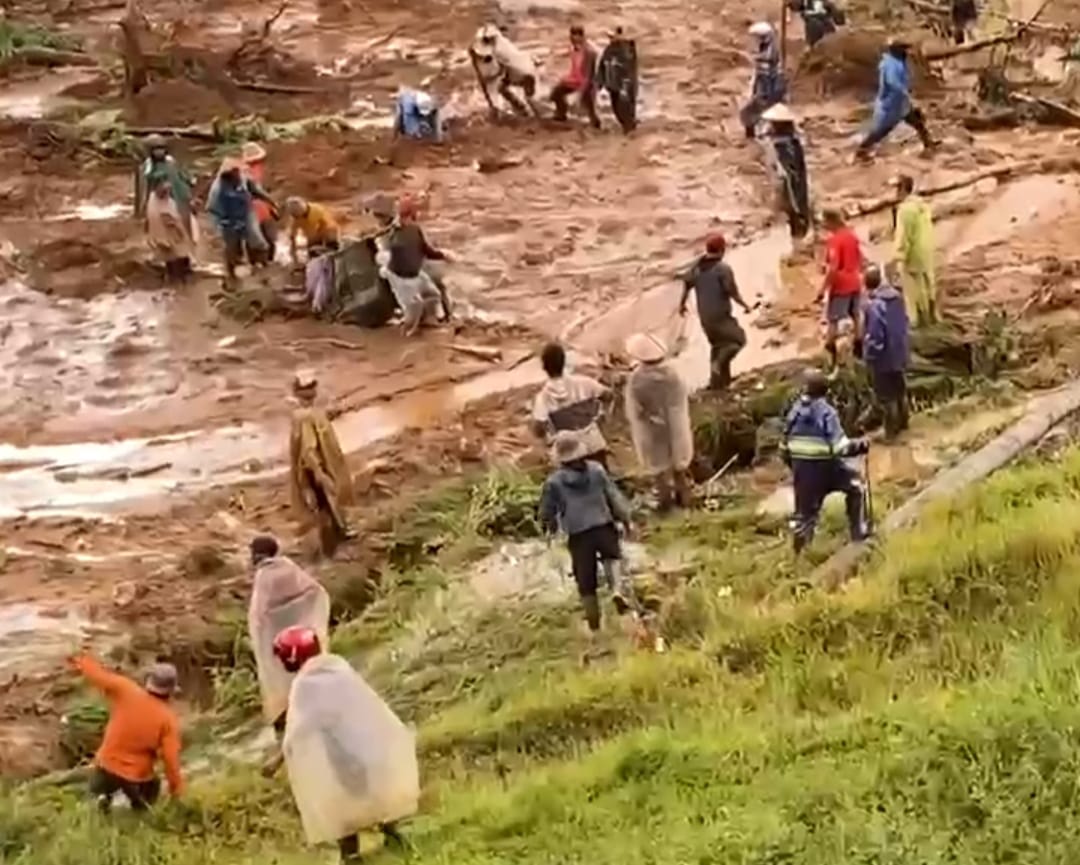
[623,332,694,510]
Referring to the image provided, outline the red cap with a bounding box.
[705,232,726,254]
[272,626,321,672]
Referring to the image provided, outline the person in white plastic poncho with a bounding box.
[247,535,331,738]
[271,625,419,863]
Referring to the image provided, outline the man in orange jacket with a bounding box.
[69,655,184,811]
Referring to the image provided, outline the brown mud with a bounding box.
[0,0,1079,777]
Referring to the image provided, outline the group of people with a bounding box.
[72,533,417,863]
[741,16,938,242]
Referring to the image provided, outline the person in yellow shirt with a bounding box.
[892,174,937,326]
[285,197,341,262]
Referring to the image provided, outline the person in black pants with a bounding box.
[598,26,638,133]
[550,25,601,129]
[539,431,634,646]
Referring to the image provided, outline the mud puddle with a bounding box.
[0,69,100,119]
[0,602,116,682]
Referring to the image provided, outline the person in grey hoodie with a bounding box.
[539,431,634,635]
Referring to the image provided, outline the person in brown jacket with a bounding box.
[69,654,183,812]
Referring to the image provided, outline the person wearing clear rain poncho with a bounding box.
[246,535,330,739]
[623,332,694,510]
[271,625,419,864]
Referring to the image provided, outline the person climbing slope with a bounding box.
[272,625,418,863]
[539,431,635,652]
[68,654,183,812]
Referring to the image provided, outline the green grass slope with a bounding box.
[8,446,1080,864]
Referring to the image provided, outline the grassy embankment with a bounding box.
[6,406,1080,864]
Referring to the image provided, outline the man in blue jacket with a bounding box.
[863,264,910,440]
[855,40,934,161]
[781,370,870,553]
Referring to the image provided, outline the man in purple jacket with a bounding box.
[863,264,910,440]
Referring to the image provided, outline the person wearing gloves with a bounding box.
[68,654,183,812]
[623,332,693,510]
[740,21,787,139]
[394,87,443,142]
[271,625,418,864]
[781,369,871,553]
[862,264,910,440]
[247,534,330,741]
[762,103,811,241]
[539,431,635,642]
[469,23,542,118]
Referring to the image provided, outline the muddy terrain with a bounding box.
[1,0,1079,777]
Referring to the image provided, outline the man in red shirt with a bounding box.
[550,25,600,129]
[817,209,865,368]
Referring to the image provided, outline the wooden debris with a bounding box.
[0,46,98,70]
[1011,92,1080,127]
[446,343,503,362]
[231,79,328,94]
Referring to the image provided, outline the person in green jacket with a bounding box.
[892,174,937,326]
[138,135,195,243]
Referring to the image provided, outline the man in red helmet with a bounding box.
[271,626,419,863]
[678,233,754,390]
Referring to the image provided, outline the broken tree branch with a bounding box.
[925,31,1023,60]
[445,343,503,362]
[0,46,98,70]
[844,156,1080,219]
[1011,92,1080,126]
[230,78,328,94]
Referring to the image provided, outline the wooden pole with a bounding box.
[779,0,788,68]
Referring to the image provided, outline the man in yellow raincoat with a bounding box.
[893,174,937,326]
[289,371,354,557]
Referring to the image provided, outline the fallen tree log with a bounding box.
[814,378,1080,588]
[231,78,329,94]
[0,46,98,69]
[1011,91,1080,126]
[446,343,503,362]
[925,31,1024,60]
[845,155,1080,219]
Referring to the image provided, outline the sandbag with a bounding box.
[283,654,419,844]
[248,556,330,723]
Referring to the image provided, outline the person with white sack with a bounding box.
[246,535,330,738]
[271,625,419,863]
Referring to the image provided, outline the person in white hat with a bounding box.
[393,87,444,142]
[762,103,811,240]
[538,430,634,645]
[740,22,787,139]
[623,333,693,510]
[207,155,277,288]
[469,24,541,118]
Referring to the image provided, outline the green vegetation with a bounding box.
[0,20,80,58]
[8,423,1080,864]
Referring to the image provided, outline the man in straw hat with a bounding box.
[68,653,183,812]
[624,332,693,510]
[208,155,277,288]
[289,370,354,557]
[539,430,634,647]
[679,233,754,391]
[855,39,935,161]
[762,103,811,241]
[242,141,278,263]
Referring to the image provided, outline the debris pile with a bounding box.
[792,28,934,98]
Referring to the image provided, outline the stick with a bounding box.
[125,125,221,141]
[284,337,366,351]
[700,454,739,489]
[445,343,503,362]
[230,79,329,94]
[1012,92,1080,126]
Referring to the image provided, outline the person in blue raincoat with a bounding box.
[740,22,787,140]
[854,39,934,161]
[781,369,871,553]
[394,88,444,143]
